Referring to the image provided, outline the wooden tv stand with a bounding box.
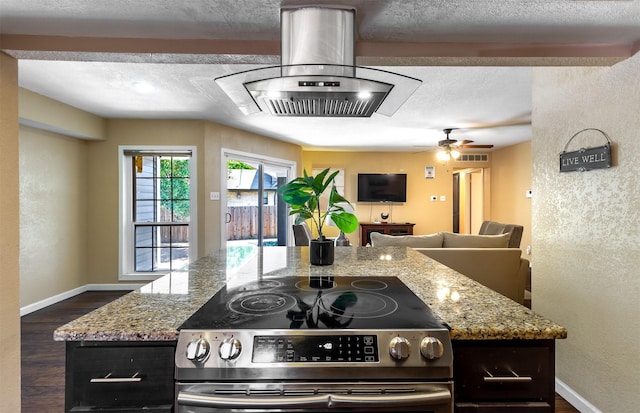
[359,222,415,246]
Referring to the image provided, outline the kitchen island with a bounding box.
[55,246,566,412]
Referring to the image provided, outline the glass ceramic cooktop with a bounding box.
[180,276,447,331]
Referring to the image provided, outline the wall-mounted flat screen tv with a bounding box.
[357,173,407,203]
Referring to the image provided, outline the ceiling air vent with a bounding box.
[456,154,490,162]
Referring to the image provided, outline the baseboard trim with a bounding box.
[556,377,602,413]
[85,283,145,291]
[20,283,142,316]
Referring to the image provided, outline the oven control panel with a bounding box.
[177,328,452,378]
[253,334,378,363]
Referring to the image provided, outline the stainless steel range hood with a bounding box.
[215,6,422,117]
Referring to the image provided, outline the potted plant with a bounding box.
[278,168,359,265]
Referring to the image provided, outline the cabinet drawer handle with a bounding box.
[483,370,532,383]
[90,372,142,383]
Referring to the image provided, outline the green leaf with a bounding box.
[307,196,319,212]
[330,212,359,234]
[282,191,312,206]
[293,212,312,224]
[329,185,349,205]
[312,168,330,194]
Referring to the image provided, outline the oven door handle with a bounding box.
[178,392,330,408]
[177,389,452,409]
[331,390,452,407]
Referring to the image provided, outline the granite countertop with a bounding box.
[54,246,567,342]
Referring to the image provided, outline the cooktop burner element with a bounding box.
[351,278,389,290]
[238,279,283,291]
[228,292,297,315]
[321,290,397,318]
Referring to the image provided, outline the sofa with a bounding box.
[369,230,529,304]
[478,220,524,248]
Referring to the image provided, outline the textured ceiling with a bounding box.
[2,0,639,151]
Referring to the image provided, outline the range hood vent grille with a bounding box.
[263,92,387,117]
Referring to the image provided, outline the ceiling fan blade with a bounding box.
[453,139,474,146]
[459,144,494,149]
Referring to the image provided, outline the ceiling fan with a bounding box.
[436,128,494,160]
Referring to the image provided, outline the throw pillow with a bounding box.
[442,232,510,248]
[370,232,444,248]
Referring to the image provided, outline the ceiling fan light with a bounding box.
[437,150,450,161]
[450,149,461,159]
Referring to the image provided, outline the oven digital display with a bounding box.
[252,335,379,363]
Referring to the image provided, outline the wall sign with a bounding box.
[424,165,435,179]
[560,128,612,172]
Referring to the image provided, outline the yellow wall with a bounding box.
[490,141,532,254]
[19,126,89,304]
[532,53,640,412]
[303,151,495,245]
[0,52,21,412]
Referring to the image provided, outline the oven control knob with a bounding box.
[389,336,411,361]
[185,338,211,363]
[420,336,444,360]
[219,338,242,360]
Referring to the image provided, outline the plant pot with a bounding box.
[309,238,334,266]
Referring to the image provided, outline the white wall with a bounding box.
[532,53,640,413]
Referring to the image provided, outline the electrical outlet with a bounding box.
[440,195,446,201]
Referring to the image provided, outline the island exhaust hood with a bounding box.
[215,6,422,117]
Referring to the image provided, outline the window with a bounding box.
[119,147,197,280]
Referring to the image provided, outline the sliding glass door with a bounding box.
[223,151,294,247]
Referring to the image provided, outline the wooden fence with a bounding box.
[226,206,277,240]
[159,209,189,242]
[158,206,277,242]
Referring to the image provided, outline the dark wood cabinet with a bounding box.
[65,341,176,412]
[453,340,555,412]
[359,222,415,246]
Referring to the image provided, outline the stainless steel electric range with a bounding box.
[175,275,453,413]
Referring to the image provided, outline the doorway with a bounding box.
[453,168,486,234]
[222,150,295,248]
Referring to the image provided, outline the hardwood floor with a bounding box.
[21,291,579,412]
[556,396,581,413]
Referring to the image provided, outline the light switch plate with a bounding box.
[210,191,220,201]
